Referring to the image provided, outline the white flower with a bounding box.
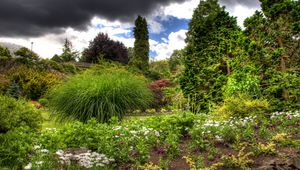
[35,161,43,165]
[154,131,160,137]
[96,163,105,167]
[65,153,73,157]
[33,145,41,150]
[56,150,64,156]
[113,126,122,131]
[102,158,110,164]
[130,130,137,134]
[24,163,32,169]
[40,149,49,153]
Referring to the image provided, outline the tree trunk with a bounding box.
[278,38,289,100]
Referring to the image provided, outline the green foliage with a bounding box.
[51,54,63,63]
[223,65,261,98]
[253,142,277,156]
[221,147,254,170]
[60,38,78,62]
[62,63,77,73]
[0,127,37,168]
[0,109,299,169]
[0,74,10,95]
[244,0,300,111]
[0,95,42,133]
[6,80,21,99]
[48,67,153,123]
[169,50,184,73]
[213,94,270,119]
[14,47,40,63]
[130,15,150,72]
[50,39,78,63]
[180,0,240,112]
[163,86,187,111]
[8,66,61,99]
[149,60,171,79]
[38,98,49,107]
[0,45,11,59]
[263,70,300,111]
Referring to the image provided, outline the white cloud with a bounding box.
[151,29,187,60]
[0,17,134,58]
[163,0,199,19]
[231,5,257,27]
[148,19,165,34]
[163,0,259,27]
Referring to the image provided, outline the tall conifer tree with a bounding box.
[180,0,240,112]
[130,15,149,72]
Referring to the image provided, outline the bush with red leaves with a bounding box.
[149,79,172,111]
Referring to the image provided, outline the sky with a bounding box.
[0,0,261,60]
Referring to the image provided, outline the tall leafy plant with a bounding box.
[48,67,153,123]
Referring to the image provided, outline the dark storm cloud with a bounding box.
[220,0,261,10]
[0,0,187,37]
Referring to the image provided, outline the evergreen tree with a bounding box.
[60,38,78,62]
[51,54,63,63]
[180,0,240,112]
[6,81,21,99]
[244,0,300,110]
[130,16,150,72]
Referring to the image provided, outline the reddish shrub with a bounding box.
[149,79,172,111]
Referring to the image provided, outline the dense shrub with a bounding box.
[48,67,153,123]
[163,86,188,110]
[38,98,49,107]
[8,66,61,99]
[149,79,172,110]
[0,127,37,168]
[0,95,42,133]
[0,74,9,95]
[82,33,128,64]
[223,66,261,98]
[213,93,270,119]
[62,63,77,73]
[263,70,300,111]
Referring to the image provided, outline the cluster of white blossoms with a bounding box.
[113,125,160,138]
[133,127,160,137]
[227,116,256,126]
[193,115,257,141]
[56,149,114,168]
[24,145,50,169]
[271,111,300,119]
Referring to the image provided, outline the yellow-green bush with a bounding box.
[0,95,42,133]
[8,66,61,99]
[213,93,270,119]
[0,74,9,95]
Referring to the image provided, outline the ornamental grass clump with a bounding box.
[48,68,153,123]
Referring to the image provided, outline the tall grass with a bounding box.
[48,68,153,123]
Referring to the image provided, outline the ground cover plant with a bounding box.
[0,111,299,169]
